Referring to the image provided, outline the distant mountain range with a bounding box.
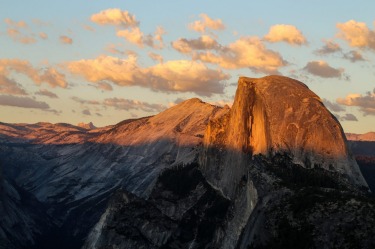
[346,132,375,142]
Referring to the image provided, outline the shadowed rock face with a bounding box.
[201,75,367,198]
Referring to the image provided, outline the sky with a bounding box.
[0,1,374,133]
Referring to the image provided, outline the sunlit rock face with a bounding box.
[201,75,367,198]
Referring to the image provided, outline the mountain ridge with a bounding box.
[0,75,374,249]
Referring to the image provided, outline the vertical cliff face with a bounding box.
[201,75,367,198]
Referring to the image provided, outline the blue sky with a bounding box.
[1,0,374,133]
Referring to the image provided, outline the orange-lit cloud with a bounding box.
[83,25,95,32]
[35,89,58,98]
[91,9,164,49]
[264,24,307,45]
[193,36,286,73]
[315,40,342,55]
[0,59,68,88]
[0,75,27,95]
[117,27,145,47]
[336,20,375,50]
[4,18,36,44]
[67,55,229,96]
[337,90,375,115]
[6,28,36,44]
[189,14,225,33]
[39,32,48,40]
[90,8,139,28]
[60,35,73,44]
[117,26,165,48]
[148,52,163,63]
[4,18,27,28]
[303,61,344,78]
[172,35,220,53]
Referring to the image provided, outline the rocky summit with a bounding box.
[1,76,375,249]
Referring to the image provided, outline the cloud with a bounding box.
[103,98,166,112]
[0,95,49,109]
[341,113,358,121]
[39,32,48,40]
[35,89,58,98]
[97,82,113,91]
[90,8,139,28]
[322,98,345,112]
[91,9,164,49]
[264,24,307,45]
[337,90,375,116]
[71,96,100,105]
[0,75,27,95]
[148,52,163,63]
[83,25,95,32]
[303,61,344,78]
[172,35,220,53]
[6,28,36,44]
[4,18,36,44]
[4,18,27,28]
[67,55,229,96]
[314,40,342,55]
[117,26,165,48]
[194,36,286,73]
[343,50,365,62]
[189,14,225,33]
[117,27,145,47]
[336,20,375,50]
[82,109,91,115]
[0,59,67,88]
[60,35,73,44]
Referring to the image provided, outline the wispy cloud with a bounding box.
[342,50,365,63]
[314,40,342,55]
[172,35,220,53]
[103,98,167,112]
[35,89,58,98]
[71,96,100,105]
[341,113,358,121]
[91,8,164,49]
[0,95,49,109]
[148,52,163,63]
[0,59,67,88]
[82,109,91,115]
[60,35,73,44]
[303,61,344,78]
[264,24,307,45]
[323,98,345,112]
[4,18,38,44]
[189,14,225,33]
[0,75,27,95]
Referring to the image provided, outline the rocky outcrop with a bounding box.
[201,76,367,198]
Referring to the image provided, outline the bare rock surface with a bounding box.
[201,75,367,198]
